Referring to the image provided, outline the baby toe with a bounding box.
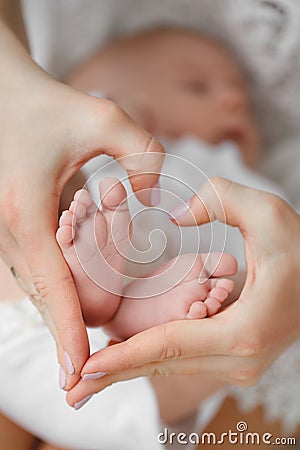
[216,278,234,293]
[204,297,222,317]
[59,210,73,227]
[100,178,127,210]
[74,189,94,208]
[74,189,98,219]
[70,200,87,222]
[56,225,74,249]
[187,301,207,319]
[209,286,228,302]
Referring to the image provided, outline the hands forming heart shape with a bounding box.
[55,175,300,410]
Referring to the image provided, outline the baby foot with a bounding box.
[104,252,237,340]
[56,178,131,327]
[187,277,234,319]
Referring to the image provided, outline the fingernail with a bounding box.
[89,89,107,99]
[82,372,107,381]
[64,351,75,375]
[169,198,191,220]
[151,182,161,206]
[59,366,66,390]
[74,395,93,411]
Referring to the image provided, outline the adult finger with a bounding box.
[67,352,263,408]
[171,177,298,243]
[7,187,89,390]
[67,326,269,408]
[66,355,229,408]
[79,313,238,378]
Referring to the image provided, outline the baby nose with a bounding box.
[219,86,248,113]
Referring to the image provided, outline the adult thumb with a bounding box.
[171,177,283,236]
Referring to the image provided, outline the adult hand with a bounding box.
[67,177,300,406]
[0,19,164,389]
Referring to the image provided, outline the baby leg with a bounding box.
[56,178,131,327]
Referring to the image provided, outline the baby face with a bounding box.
[69,29,260,167]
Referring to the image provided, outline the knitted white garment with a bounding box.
[17,0,300,436]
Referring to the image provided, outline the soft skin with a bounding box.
[0,4,164,391]
[67,178,300,406]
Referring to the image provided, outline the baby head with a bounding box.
[68,28,260,167]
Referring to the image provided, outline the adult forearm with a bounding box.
[0,0,28,48]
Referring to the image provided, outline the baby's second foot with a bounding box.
[104,253,237,340]
[56,178,131,327]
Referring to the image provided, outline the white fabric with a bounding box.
[0,0,298,445]
[0,299,161,450]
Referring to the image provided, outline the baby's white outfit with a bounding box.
[0,1,300,449]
